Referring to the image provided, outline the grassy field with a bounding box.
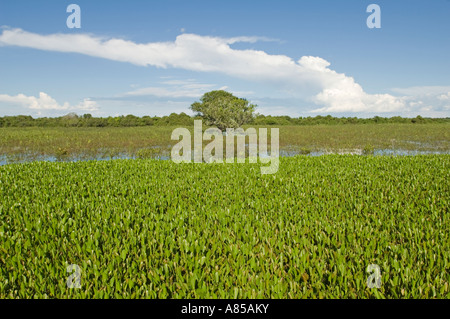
[1,155,448,298]
[0,123,449,163]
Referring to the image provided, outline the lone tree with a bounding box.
[190,90,257,132]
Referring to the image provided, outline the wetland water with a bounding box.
[1,147,448,166]
[1,124,448,165]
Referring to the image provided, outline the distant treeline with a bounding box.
[0,112,449,127]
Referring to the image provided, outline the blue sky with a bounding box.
[0,0,449,118]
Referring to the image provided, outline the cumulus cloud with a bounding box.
[0,92,98,111]
[385,86,450,117]
[0,27,436,115]
[312,87,405,113]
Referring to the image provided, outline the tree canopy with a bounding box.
[0,112,447,128]
[190,90,257,131]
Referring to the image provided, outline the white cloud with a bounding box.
[124,79,217,98]
[0,92,98,112]
[77,99,98,111]
[382,86,450,117]
[125,86,207,98]
[311,81,405,113]
[391,86,450,96]
[226,36,280,44]
[123,79,251,100]
[409,101,423,107]
[0,92,67,110]
[437,92,450,101]
[93,99,195,117]
[0,28,278,71]
[0,27,444,115]
[159,79,196,86]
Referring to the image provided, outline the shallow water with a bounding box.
[0,153,171,166]
[1,147,449,166]
[280,148,450,157]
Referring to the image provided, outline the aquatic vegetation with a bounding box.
[0,155,448,298]
[0,124,449,164]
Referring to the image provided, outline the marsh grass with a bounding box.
[277,123,450,152]
[0,123,448,164]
